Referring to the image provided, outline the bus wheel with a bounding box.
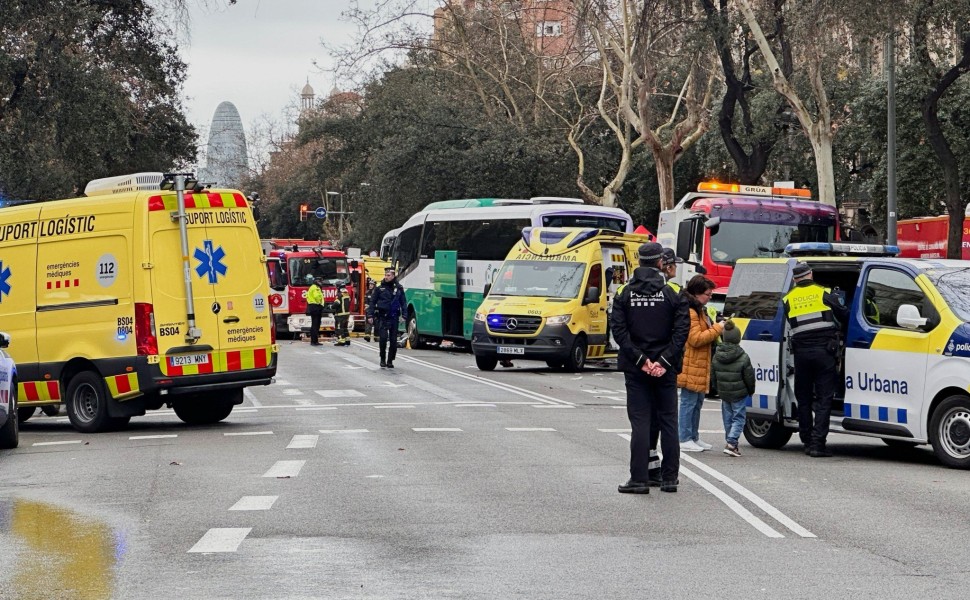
[174,398,234,425]
[742,417,792,449]
[17,406,36,423]
[65,371,112,433]
[565,337,587,372]
[475,355,498,371]
[407,314,425,349]
[929,395,970,468]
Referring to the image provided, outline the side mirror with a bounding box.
[0,332,9,349]
[705,216,721,229]
[349,259,359,269]
[583,286,600,305]
[896,304,927,329]
[483,283,492,297]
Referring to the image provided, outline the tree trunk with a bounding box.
[655,148,677,211]
[809,125,836,209]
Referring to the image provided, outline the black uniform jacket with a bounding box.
[611,266,690,375]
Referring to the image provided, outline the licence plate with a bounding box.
[170,353,210,367]
[497,346,524,355]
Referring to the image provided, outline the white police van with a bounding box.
[726,243,970,468]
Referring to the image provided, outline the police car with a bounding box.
[725,243,970,468]
[0,332,19,449]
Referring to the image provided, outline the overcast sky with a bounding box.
[181,0,362,135]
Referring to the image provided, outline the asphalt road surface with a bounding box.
[1,338,967,599]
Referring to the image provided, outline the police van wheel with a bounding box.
[0,382,19,449]
[17,406,36,423]
[929,395,970,469]
[566,338,587,373]
[475,355,498,371]
[742,417,792,449]
[65,371,112,433]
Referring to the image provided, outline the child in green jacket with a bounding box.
[710,320,755,456]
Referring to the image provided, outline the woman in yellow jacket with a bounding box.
[677,275,723,452]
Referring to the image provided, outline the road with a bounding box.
[1,339,967,599]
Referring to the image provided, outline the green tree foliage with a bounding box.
[0,0,196,200]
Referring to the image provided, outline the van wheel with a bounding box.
[173,399,234,425]
[66,372,112,433]
[407,313,425,349]
[929,395,970,468]
[17,406,35,422]
[475,355,498,371]
[566,337,587,372]
[0,382,19,449]
[743,416,792,449]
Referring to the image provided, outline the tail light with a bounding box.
[135,302,158,356]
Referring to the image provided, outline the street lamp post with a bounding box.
[326,191,343,238]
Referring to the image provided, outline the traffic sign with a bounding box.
[314,207,327,219]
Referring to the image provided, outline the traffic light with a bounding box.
[299,203,309,221]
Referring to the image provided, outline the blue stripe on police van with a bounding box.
[760,395,768,409]
[844,403,907,424]
[745,397,753,407]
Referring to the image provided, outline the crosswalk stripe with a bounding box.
[287,435,319,449]
[188,528,251,553]
[229,496,278,511]
[262,460,305,478]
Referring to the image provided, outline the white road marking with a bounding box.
[365,475,385,478]
[129,434,178,440]
[455,403,496,408]
[142,411,177,417]
[315,389,366,398]
[234,408,258,413]
[224,431,274,437]
[375,405,414,409]
[295,406,338,411]
[319,429,369,434]
[229,496,278,511]
[505,427,556,432]
[32,440,82,446]
[412,428,463,432]
[344,366,365,370]
[244,388,262,407]
[273,379,291,386]
[597,428,631,433]
[282,389,304,396]
[188,528,251,553]
[380,382,408,388]
[531,405,575,409]
[287,434,319,449]
[262,460,305,478]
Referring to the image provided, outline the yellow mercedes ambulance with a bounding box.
[0,173,278,432]
[472,227,647,371]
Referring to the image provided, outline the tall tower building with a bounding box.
[200,101,249,189]
[301,80,316,113]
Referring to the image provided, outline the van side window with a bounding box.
[586,263,602,301]
[724,263,789,320]
[863,268,937,330]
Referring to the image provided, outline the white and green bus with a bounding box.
[389,198,634,347]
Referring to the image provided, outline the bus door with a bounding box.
[433,250,458,338]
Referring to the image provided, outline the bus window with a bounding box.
[395,225,422,273]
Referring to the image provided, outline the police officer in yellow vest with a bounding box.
[332,284,352,346]
[783,262,849,457]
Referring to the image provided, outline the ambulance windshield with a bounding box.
[289,257,350,287]
[490,260,586,298]
[927,267,970,321]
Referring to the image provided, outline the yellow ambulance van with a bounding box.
[0,173,278,432]
[471,227,646,371]
[728,242,970,468]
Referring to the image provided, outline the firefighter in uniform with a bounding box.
[332,284,352,346]
[782,261,849,457]
[612,242,690,494]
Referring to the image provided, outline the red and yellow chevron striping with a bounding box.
[105,373,140,399]
[161,347,272,376]
[147,192,248,211]
[19,380,62,402]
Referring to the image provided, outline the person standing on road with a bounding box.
[677,275,724,453]
[367,267,407,368]
[332,284,352,346]
[306,276,325,346]
[783,261,849,457]
[612,242,689,494]
[710,320,755,457]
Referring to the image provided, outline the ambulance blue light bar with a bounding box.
[785,242,899,257]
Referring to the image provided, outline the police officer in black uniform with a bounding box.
[367,267,407,368]
[782,261,850,457]
[612,242,690,493]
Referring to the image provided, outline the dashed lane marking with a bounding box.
[225,431,274,437]
[229,496,279,511]
[262,460,305,478]
[282,389,304,396]
[455,403,496,408]
[129,434,178,440]
[287,434,319,449]
[319,429,369,434]
[315,389,366,398]
[295,406,338,411]
[374,405,414,409]
[32,440,82,446]
[188,528,251,553]
[412,428,463,432]
[505,427,556,432]
[234,408,258,413]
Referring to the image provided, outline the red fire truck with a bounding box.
[657,182,840,290]
[261,239,359,338]
[896,215,970,259]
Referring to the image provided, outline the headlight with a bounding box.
[474,312,486,322]
[546,314,571,325]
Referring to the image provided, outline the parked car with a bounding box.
[0,332,19,449]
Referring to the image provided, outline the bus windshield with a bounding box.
[489,260,586,299]
[289,257,350,287]
[709,222,834,265]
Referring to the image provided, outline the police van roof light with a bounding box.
[697,181,812,199]
[785,242,900,257]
